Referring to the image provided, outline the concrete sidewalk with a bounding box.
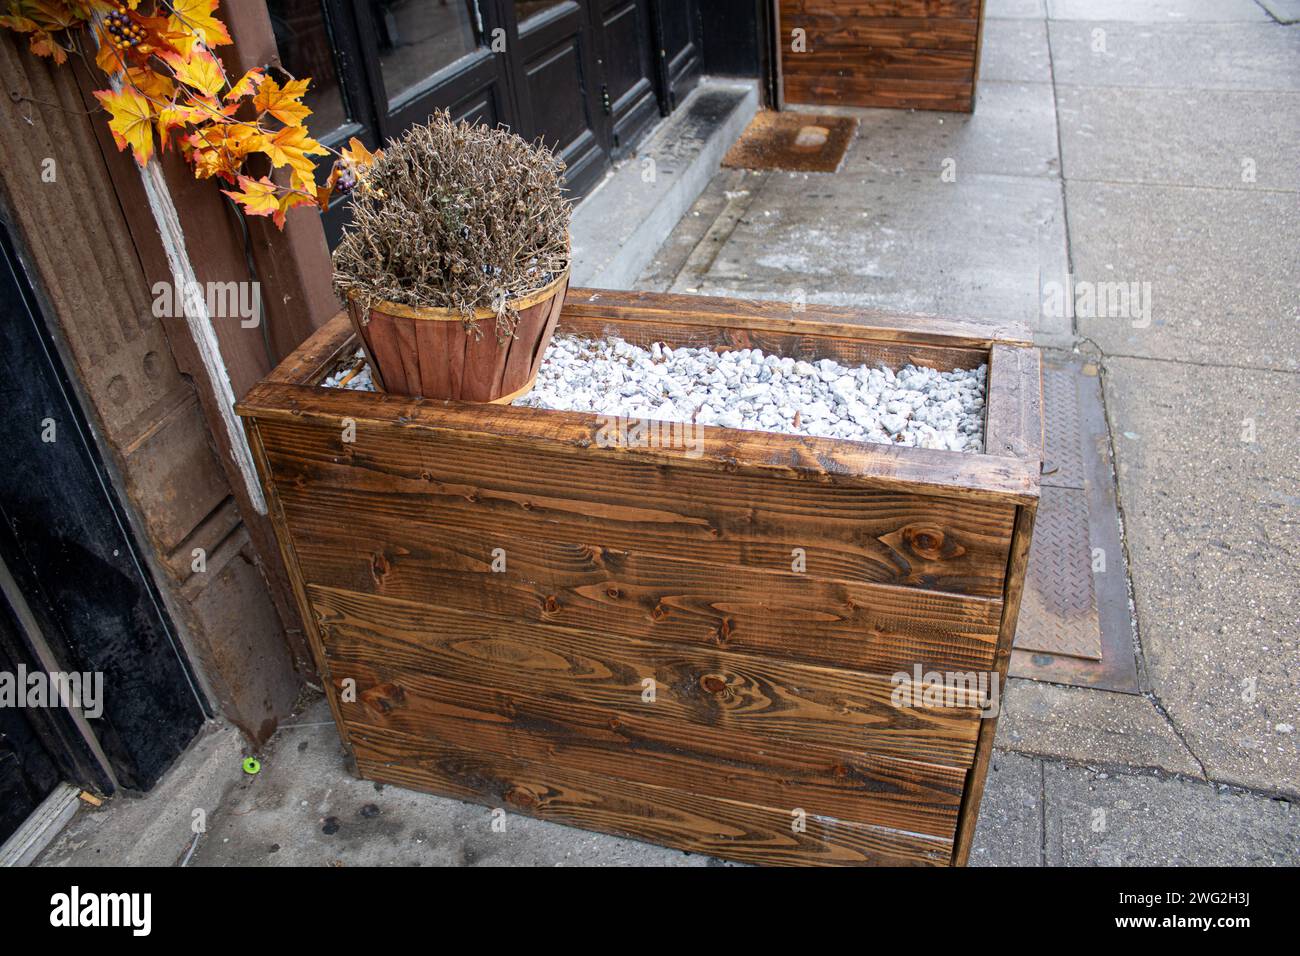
[38,0,1297,867]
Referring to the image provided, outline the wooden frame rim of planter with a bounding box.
[346,266,571,322]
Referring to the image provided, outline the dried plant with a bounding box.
[332,111,571,339]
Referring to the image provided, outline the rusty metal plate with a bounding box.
[1014,486,1102,660]
[1040,362,1085,490]
[1011,356,1139,693]
[721,111,858,173]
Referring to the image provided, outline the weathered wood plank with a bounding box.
[239,288,1040,867]
[291,519,1002,675]
[264,311,355,385]
[986,344,1045,462]
[786,74,974,112]
[561,287,1030,350]
[781,18,979,54]
[312,585,984,766]
[260,417,1016,597]
[782,0,979,17]
[558,312,985,374]
[953,502,1036,864]
[353,731,954,866]
[337,665,966,836]
[779,1,983,112]
[239,383,1040,505]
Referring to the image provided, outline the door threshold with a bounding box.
[0,782,82,866]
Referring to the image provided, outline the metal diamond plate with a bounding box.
[1041,360,1085,490]
[1014,486,1103,661]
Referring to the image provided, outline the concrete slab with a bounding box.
[968,751,1044,867]
[670,168,1071,344]
[997,679,1203,777]
[1103,357,1300,797]
[571,80,759,290]
[1057,85,1300,190]
[637,167,757,292]
[1048,21,1300,91]
[846,81,1060,180]
[186,701,719,867]
[1066,180,1300,370]
[987,0,1045,18]
[978,18,1053,84]
[1043,763,1298,865]
[36,721,246,867]
[1047,0,1271,22]
[1258,0,1300,23]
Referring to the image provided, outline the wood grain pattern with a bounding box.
[986,344,1045,462]
[290,518,1003,676]
[240,382,1040,506]
[337,664,966,836]
[311,585,984,766]
[779,0,984,112]
[782,1,979,16]
[561,287,1030,349]
[952,502,1036,864]
[259,416,1017,597]
[353,731,954,865]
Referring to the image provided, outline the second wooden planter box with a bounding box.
[237,288,1041,866]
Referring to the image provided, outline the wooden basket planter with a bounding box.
[237,288,1042,867]
[346,270,569,402]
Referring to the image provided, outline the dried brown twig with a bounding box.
[332,111,571,340]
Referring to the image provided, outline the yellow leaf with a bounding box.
[276,189,317,228]
[125,66,175,104]
[252,76,312,127]
[340,136,380,168]
[161,48,226,97]
[261,124,328,181]
[166,0,231,47]
[94,86,154,165]
[225,67,265,102]
[221,175,281,220]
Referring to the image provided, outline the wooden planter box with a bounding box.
[237,289,1041,866]
[778,1,987,113]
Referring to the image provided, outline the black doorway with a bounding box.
[0,216,208,846]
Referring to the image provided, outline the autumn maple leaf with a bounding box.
[94,86,155,164]
[261,124,328,181]
[221,175,281,219]
[276,189,317,228]
[160,47,225,97]
[225,67,265,102]
[166,0,231,47]
[253,76,312,127]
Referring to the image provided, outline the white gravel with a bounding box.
[516,335,986,452]
[320,350,377,391]
[322,336,987,453]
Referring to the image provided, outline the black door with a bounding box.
[506,1,610,195]
[588,1,661,157]
[651,0,702,110]
[0,219,207,811]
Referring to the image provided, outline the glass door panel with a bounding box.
[370,0,483,103]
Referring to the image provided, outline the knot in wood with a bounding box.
[700,674,728,695]
[903,525,954,561]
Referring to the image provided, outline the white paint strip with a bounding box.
[139,159,267,514]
